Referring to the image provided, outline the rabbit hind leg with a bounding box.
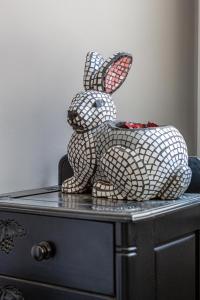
[92,180,126,199]
[158,165,192,200]
[93,146,150,201]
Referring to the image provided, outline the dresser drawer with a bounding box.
[0,276,114,300]
[0,212,114,295]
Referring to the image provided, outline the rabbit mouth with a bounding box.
[71,123,85,132]
[68,118,85,132]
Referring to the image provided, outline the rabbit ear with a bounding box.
[83,52,104,91]
[83,52,132,94]
[101,53,132,94]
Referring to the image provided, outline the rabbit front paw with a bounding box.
[62,176,88,193]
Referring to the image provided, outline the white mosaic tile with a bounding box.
[62,51,192,201]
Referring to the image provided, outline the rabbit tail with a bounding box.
[158,165,192,199]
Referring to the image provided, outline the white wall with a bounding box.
[0,0,196,193]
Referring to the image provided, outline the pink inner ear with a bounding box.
[105,56,132,94]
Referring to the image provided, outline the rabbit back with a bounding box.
[93,124,189,198]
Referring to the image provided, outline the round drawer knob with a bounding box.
[31,241,54,261]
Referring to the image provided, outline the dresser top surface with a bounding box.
[0,186,200,222]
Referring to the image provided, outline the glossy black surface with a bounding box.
[0,188,200,221]
[155,234,196,300]
[0,276,113,300]
[0,211,114,295]
[0,185,200,299]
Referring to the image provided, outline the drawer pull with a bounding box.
[31,241,54,261]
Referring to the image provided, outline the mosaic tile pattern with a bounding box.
[83,52,132,93]
[62,51,192,200]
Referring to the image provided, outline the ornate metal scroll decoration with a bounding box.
[0,220,26,254]
[0,285,24,300]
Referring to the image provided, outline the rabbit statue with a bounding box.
[62,51,192,200]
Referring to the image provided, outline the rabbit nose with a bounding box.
[68,110,78,120]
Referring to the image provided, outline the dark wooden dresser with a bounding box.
[0,186,200,300]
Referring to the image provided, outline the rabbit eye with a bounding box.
[93,100,105,108]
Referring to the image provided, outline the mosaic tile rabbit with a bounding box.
[62,51,192,200]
